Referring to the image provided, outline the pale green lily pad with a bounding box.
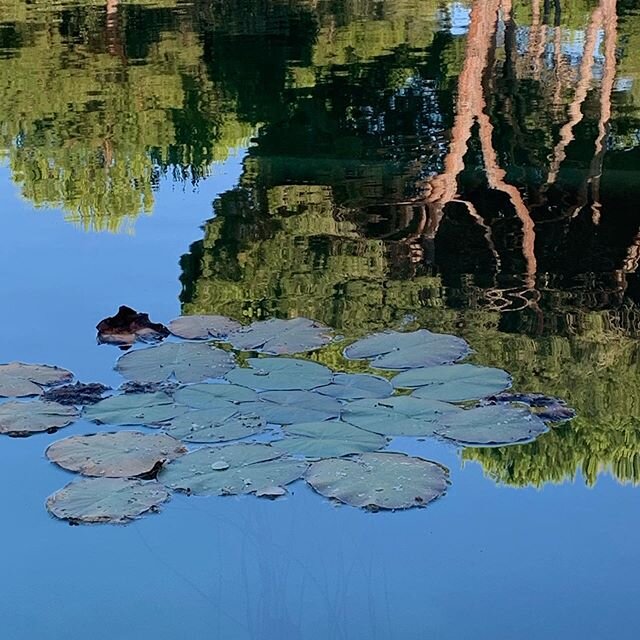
[315,373,393,400]
[116,342,235,384]
[173,383,258,407]
[392,364,512,401]
[274,421,387,457]
[341,396,461,436]
[46,477,169,524]
[435,405,548,446]
[84,392,188,426]
[0,362,73,397]
[168,315,241,340]
[244,390,341,424]
[227,317,333,354]
[161,407,265,443]
[343,329,470,370]
[46,431,187,477]
[159,443,307,496]
[0,400,79,436]
[224,357,333,391]
[305,453,449,510]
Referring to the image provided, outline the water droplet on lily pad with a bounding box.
[161,407,265,443]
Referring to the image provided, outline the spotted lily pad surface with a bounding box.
[84,392,188,426]
[161,407,265,443]
[0,362,73,397]
[315,373,393,400]
[392,364,512,401]
[159,443,307,496]
[344,329,470,370]
[116,342,236,384]
[46,431,187,477]
[244,390,342,424]
[0,400,78,436]
[225,357,333,391]
[274,421,387,458]
[227,317,333,355]
[168,315,242,340]
[342,396,461,436]
[46,477,170,524]
[435,405,548,446]
[173,383,258,407]
[306,453,449,510]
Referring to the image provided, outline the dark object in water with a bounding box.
[43,382,110,406]
[487,392,576,423]
[96,306,169,349]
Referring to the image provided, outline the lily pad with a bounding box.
[0,362,73,397]
[173,383,258,407]
[305,453,449,510]
[274,421,387,457]
[46,477,169,524]
[161,407,265,443]
[315,373,393,400]
[392,364,511,401]
[224,357,332,391]
[159,443,307,496]
[243,390,342,424]
[116,342,236,384]
[341,396,461,436]
[343,329,470,370]
[0,400,78,436]
[168,315,241,340]
[227,317,333,354]
[435,405,548,446]
[84,392,188,426]
[46,431,187,478]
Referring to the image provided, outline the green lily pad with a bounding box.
[315,373,393,400]
[273,421,387,457]
[46,431,187,478]
[116,342,236,384]
[0,362,73,397]
[0,400,79,436]
[224,357,333,391]
[343,330,470,370]
[341,396,461,436]
[243,390,342,424]
[159,443,307,496]
[161,407,265,443]
[173,383,258,407]
[435,405,548,446]
[305,453,449,510]
[227,317,333,354]
[46,477,170,524]
[392,364,512,401]
[84,392,188,426]
[168,315,241,340]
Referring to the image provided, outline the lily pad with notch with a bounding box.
[243,390,342,424]
[0,362,73,397]
[315,373,393,401]
[168,315,241,340]
[0,400,79,436]
[84,392,188,426]
[161,407,265,443]
[224,357,332,391]
[173,383,258,407]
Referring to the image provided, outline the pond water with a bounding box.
[1,1,640,638]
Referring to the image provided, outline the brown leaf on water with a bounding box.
[96,305,169,349]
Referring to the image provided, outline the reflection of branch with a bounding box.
[452,198,502,269]
[529,0,546,78]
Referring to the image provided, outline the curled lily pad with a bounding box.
[274,421,387,457]
[43,382,110,406]
[315,373,393,400]
[159,443,307,496]
[46,478,169,524]
[0,362,73,397]
[116,342,236,384]
[305,453,449,510]
[162,408,265,443]
[46,432,187,478]
[227,318,333,354]
[342,396,461,436]
[0,400,78,436]
[435,405,548,446]
[173,383,258,407]
[96,306,169,348]
[224,357,332,391]
[244,390,341,424]
[343,330,470,370]
[392,364,511,401]
[84,392,188,426]
[168,315,241,340]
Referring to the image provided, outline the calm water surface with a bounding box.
[1,1,640,638]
